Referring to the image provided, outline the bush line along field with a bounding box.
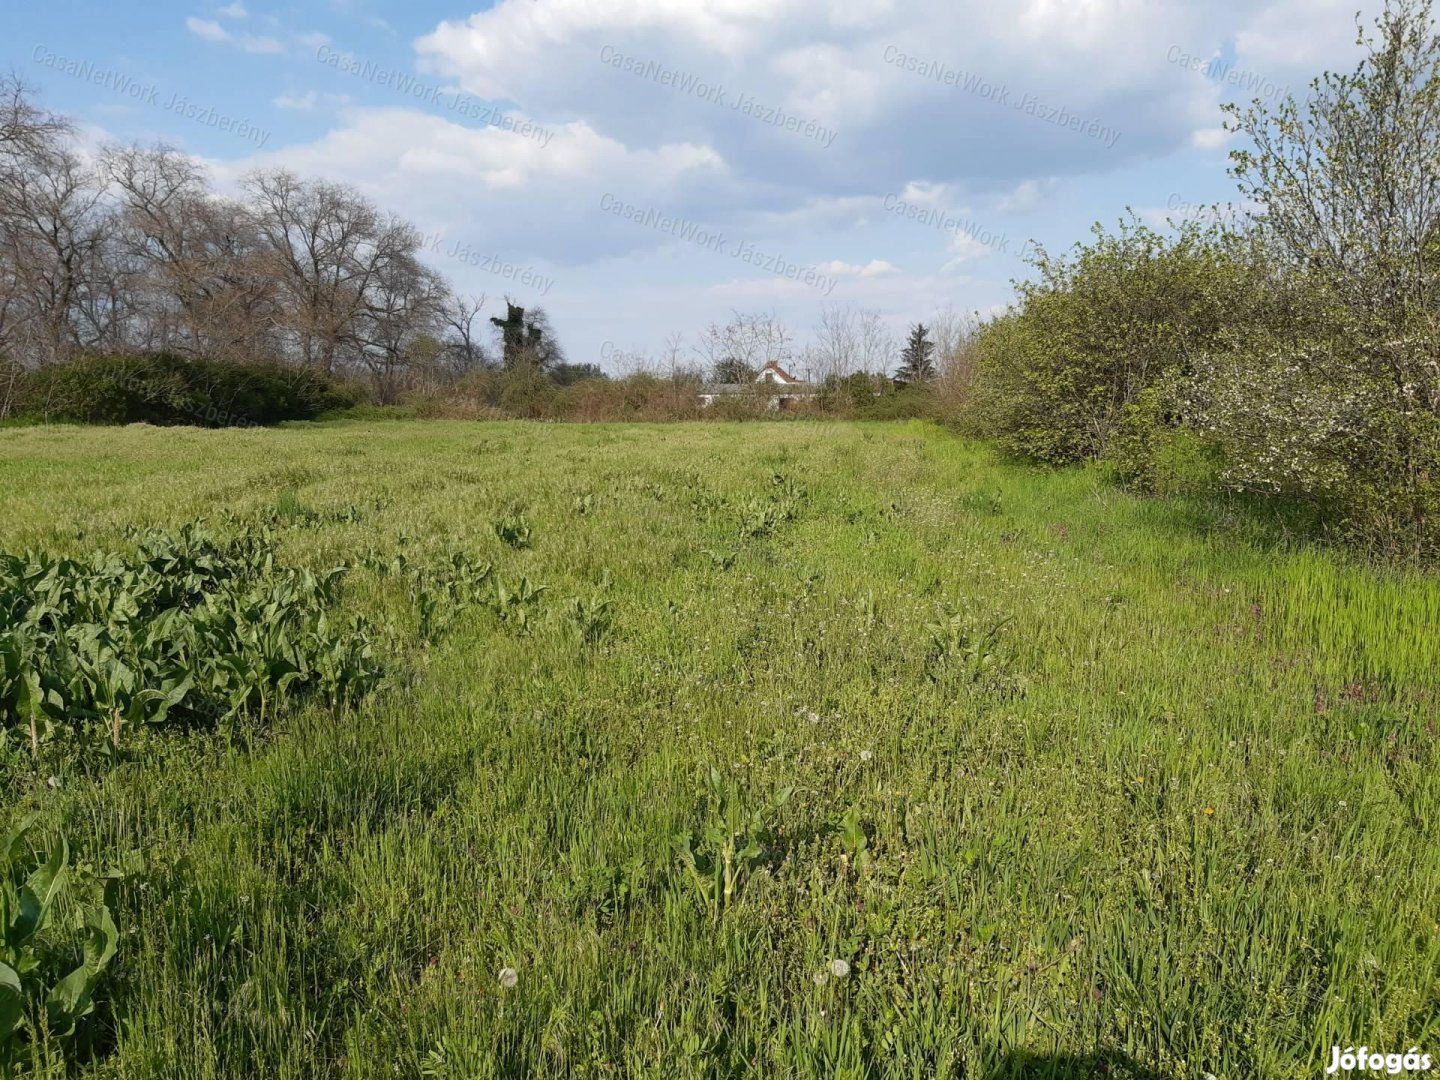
[1,419,1438,1078]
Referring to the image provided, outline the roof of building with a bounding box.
[758,361,801,383]
[700,362,814,393]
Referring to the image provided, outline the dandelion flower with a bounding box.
[498,967,519,989]
[1203,806,1215,816]
[812,970,828,986]
[859,750,873,763]
[829,958,850,979]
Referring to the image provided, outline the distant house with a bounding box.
[700,362,817,410]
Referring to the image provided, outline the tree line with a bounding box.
[0,67,966,425]
[0,74,575,415]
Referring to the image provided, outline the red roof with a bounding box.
[758,361,800,384]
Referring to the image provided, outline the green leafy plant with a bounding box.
[700,548,737,571]
[836,805,872,878]
[735,499,795,542]
[1,817,120,1068]
[925,609,1021,697]
[0,522,387,758]
[490,576,548,634]
[674,766,793,923]
[565,595,613,646]
[493,515,534,550]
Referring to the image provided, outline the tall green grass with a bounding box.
[0,419,1435,1078]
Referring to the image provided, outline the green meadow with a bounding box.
[1,419,1437,1078]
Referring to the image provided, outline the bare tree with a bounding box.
[353,250,448,403]
[515,304,565,370]
[930,304,982,393]
[810,305,859,381]
[659,330,702,413]
[0,82,539,408]
[245,170,416,374]
[107,145,277,362]
[440,292,491,378]
[0,74,69,157]
[0,76,93,372]
[856,309,894,376]
[695,310,794,382]
[809,305,893,381]
[0,121,111,365]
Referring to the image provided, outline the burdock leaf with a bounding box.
[0,961,24,1038]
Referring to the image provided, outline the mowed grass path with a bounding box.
[1,420,1437,1079]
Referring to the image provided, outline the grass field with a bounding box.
[1,419,1438,1078]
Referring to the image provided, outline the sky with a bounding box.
[8,0,1388,372]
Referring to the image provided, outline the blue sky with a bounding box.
[8,0,1386,371]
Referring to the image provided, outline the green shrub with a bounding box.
[855,382,935,421]
[966,220,1278,465]
[816,373,889,414]
[21,354,353,427]
[1187,336,1440,554]
[1105,374,1225,497]
[496,367,560,419]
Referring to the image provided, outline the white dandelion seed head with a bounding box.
[859,750,873,763]
[498,967,519,989]
[812,970,828,986]
[829,958,850,979]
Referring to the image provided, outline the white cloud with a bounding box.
[815,259,899,278]
[411,0,1240,192]
[995,178,1058,214]
[186,17,230,42]
[1234,0,1380,69]
[272,91,352,111]
[217,1,247,18]
[1191,127,1230,150]
[209,105,728,260]
[186,13,284,53]
[240,35,285,54]
[402,0,1401,204]
[941,232,993,271]
[894,181,958,209]
[160,0,1400,365]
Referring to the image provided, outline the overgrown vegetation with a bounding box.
[0,419,1436,1077]
[0,521,383,761]
[966,0,1440,556]
[14,354,352,427]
